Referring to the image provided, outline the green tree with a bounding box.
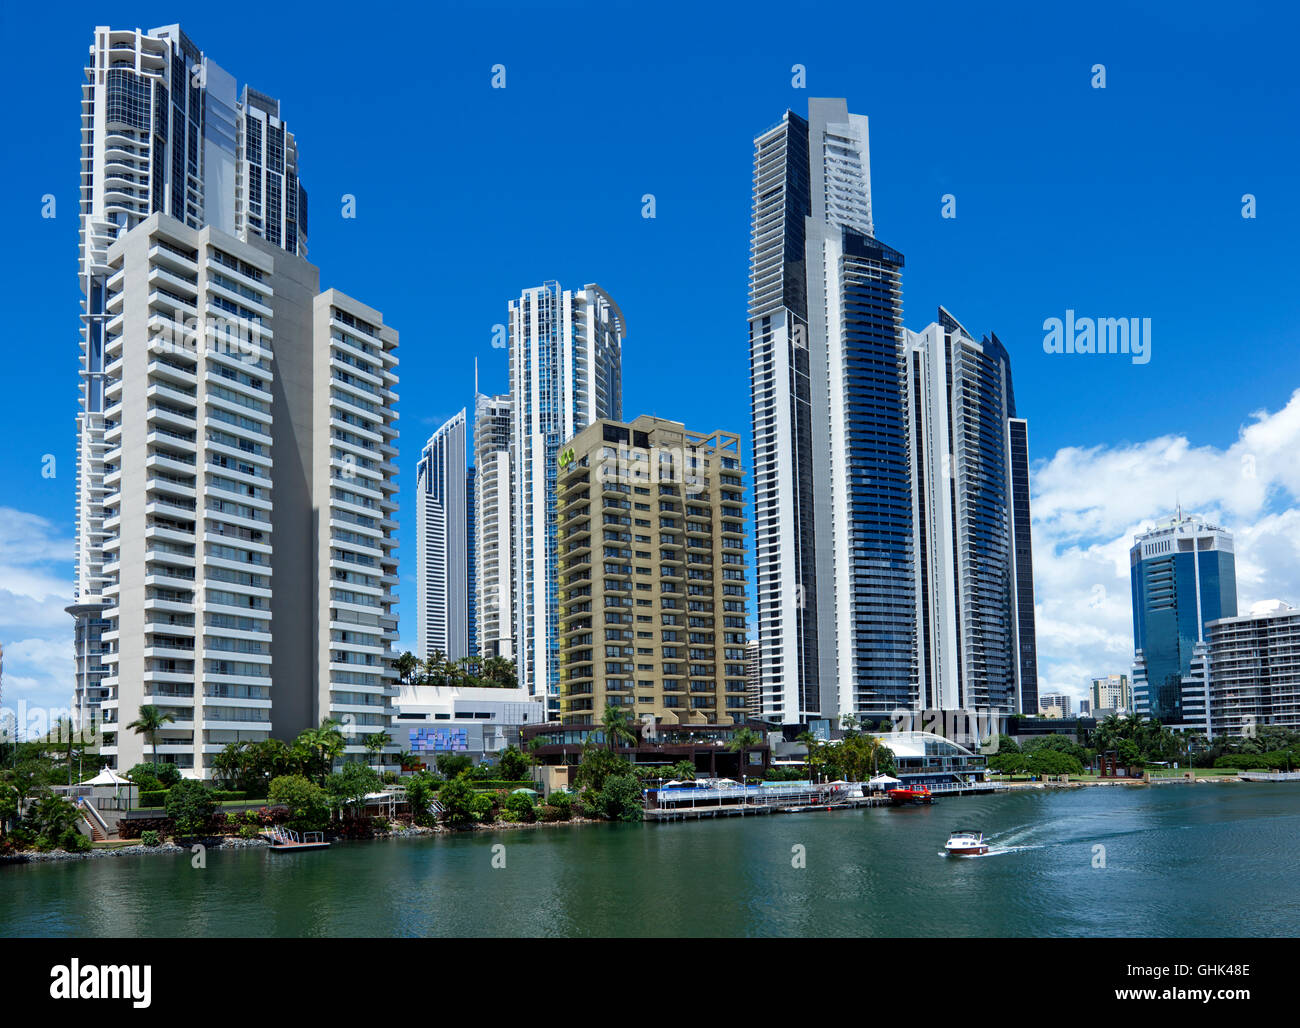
[405,770,440,826]
[126,705,175,762]
[496,744,531,782]
[325,762,383,819]
[294,719,347,785]
[726,727,763,774]
[27,794,89,852]
[269,775,330,833]
[437,775,478,824]
[165,779,217,836]
[364,730,392,769]
[435,753,472,778]
[573,746,633,794]
[597,774,643,822]
[394,650,419,684]
[599,703,636,753]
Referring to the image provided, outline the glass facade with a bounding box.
[1131,525,1237,723]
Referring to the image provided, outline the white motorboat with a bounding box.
[944,829,989,856]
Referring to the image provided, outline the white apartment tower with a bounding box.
[474,392,514,659]
[509,282,624,704]
[71,25,307,728]
[416,410,471,661]
[905,308,1038,715]
[93,215,398,776]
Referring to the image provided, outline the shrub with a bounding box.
[166,780,217,836]
[139,789,170,808]
[140,830,161,847]
[209,790,246,803]
[501,791,538,823]
[372,815,390,833]
[597,774,644,823]
[238,824,261,840]
[435,754,473,779]
[382,771,400,784]
[469,793,495,823]
[437,775,479,824]
[406,771,441,826]
[268,775,329,833]
[545,790,572,818]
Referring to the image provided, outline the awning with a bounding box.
[79,767,132,787]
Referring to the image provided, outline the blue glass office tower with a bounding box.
[1130,511,1237,725]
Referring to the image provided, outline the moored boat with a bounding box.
[888,786,934,805]
[944,830,988,856]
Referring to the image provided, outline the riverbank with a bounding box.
[0,814,608,865]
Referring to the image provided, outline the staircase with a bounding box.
[77,798,110,841]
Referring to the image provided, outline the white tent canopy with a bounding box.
[79,766,133,787]
[868,774,901,786]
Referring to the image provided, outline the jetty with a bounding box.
[643,779,1001,821]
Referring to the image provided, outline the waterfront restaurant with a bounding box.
[522,720,772,784]
[878,731,990,790]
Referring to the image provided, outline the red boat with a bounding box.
[888,786,934,805]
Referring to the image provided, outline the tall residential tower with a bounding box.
[71,25,308,728]
[508,282,623,706]
[748,98,913,726]
[415,410,472,661]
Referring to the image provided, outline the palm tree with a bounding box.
[126,704,175,763]
[394,651,419,684]
[364,729,392,770]
[600,704,636,753]
[726,727,762,776]
[296,719,346,785]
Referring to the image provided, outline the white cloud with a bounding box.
[0,507,76,715]
[1030,389,1300,704]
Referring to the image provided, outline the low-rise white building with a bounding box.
[393,684,544,766]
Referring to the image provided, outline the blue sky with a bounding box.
[3,0,1300,715]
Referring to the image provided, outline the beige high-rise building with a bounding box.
[1090,673,1131,713]
[97,212,398,776]
[555,416,748,727]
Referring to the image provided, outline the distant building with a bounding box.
[745,641,761,718]
[1091,673,1131,714]
[416,410,471,661]
[1078,699,1091,716]
[1040,694,1072,718]
[1130,510,1237,727]
[473,392,512,659]
[1203,600,1300,739]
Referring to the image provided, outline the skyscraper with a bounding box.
[748,98,913,726]
[509,282,623,705]
[95,215,398,775]
[905,308,1039,715]
[71,25,308,728]
[473,391,513,659]
[1130,510,1237,725]
[416,410,471,661]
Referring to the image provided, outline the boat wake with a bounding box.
[939,844,1042,859]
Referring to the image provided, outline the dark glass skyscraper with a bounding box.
[1130,511,1237,724]
[749,98,914,724]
